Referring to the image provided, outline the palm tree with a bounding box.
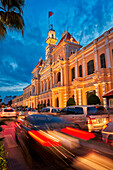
[0,0,25,39]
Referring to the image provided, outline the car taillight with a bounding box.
[28,130,61,147]
[108,115,111,122]
[61,127,95,140]
[86,115,92,124]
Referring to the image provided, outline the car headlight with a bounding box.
[102,124,108,130]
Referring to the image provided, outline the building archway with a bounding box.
[86,90,96,104]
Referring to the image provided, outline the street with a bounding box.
[1,118,113,170]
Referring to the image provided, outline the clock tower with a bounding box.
[45,24,57,59]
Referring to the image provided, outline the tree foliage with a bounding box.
[67,98,76,106]
[8,100,12,106]
[0,119,7,169]
[87,94,101,105]
[0,0,25,39]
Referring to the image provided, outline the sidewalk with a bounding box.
[3,134,30,170]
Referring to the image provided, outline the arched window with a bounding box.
[52,34,54,38]
[56,97,59,107]
[87,60,94,75]
[44,100,46,107]
[71,67,75,81]
[47,99,50,106]
[30,91,31,96]
[58,72,61,82]
[100,53,106,68]
[79,65,82,77]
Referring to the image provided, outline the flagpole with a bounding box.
[48,11,53,31]
[48,13,50,31]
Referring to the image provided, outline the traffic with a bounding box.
[0,105,113,169]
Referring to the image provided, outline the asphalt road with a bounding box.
[1,118,113,170]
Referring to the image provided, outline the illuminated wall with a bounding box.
[12,28,113,109]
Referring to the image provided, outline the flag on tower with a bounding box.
[49,11,53,18]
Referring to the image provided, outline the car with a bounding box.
[59,105,110,132]
[102,121,113,149]
[0,107,17,118]
[40,107,61,116]
[27,108,39,115]
[15,114,95,167]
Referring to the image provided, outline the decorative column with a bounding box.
[35,84,36,95]
[78,89,82,105]
[74,90,77,105]
[75,59,78,79]
[93,42,99,71]
[40,82,42,93]
[82,54,85,77]
[94,84,99,97]
[102,82,107,108]
[61,66,63,86]
[105,37,111,68]
[47,79,48,91]
[29,100,31,108]
[50,77,52,89]
[53,72,55,85]
[43,81,45,92]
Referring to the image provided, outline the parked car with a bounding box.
[59,105,110,132]
[40,107,61,116]
[0,107,17,118]
[27,108,39,115]
[15,114,81,167]
[102,121,113,149]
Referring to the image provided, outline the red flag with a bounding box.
[49,11,53,18]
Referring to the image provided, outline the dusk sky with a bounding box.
[0,0,113,101]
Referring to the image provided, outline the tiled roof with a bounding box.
[57,32,79,46]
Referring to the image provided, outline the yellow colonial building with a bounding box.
[12,26,113,109]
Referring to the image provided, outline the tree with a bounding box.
[0,0,25,39]
[67,98,76,106]
[8,99,12,106]
[87,94,101,105]
[0,119,7,169]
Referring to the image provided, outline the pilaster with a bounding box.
[75,59,78,79]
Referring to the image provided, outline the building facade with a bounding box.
[12,26,113,109]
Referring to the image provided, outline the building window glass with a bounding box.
[71,67,75,81]
[58,72,61,82]
[79,65,82,77]
[87,60,94,75]
[100,53,106,68]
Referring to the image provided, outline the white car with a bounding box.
[1,107,17,118]
[40,107,61,116]
[59,105,110,132]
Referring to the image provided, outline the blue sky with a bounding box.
[0,0,113,101]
